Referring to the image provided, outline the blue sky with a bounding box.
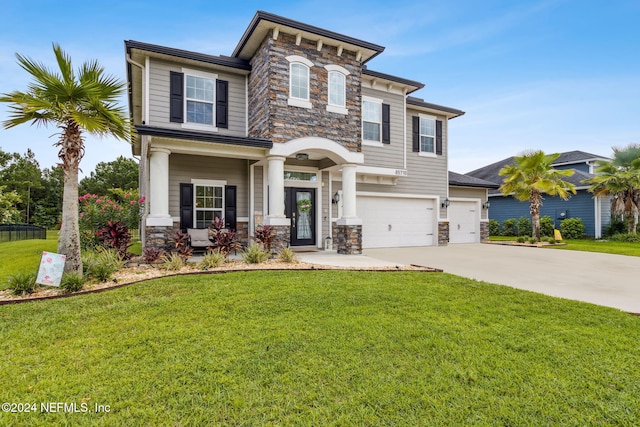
[1,0,639,177]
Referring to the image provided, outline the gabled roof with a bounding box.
[467,150,608,185]
[232,11,385,63]
[361,67,424,94]
[449,171,499,189]
[407,96,465,119]
[125,40,251,71]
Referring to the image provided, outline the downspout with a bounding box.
[403,88,407,170]
[249,161,255,237]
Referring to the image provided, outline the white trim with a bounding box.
[287,97,313,109]
[238,217,250,222]
[418,152,437,158]
[286,55,314,67]
[594,196,602,238]
[324,64,351,75]
[403,88,407,169]
[181,67,218,130]
[362,140,384,147]
[249,163,254,236]
[144,56,150,124]
[269,137,364,164]
[356,165,408,177]
[191,179,226,228]
[191,179,227,186]
[326,104,348,115]
[363,95,384,104]
[417,114,436,155]
[356,191,437,200]
[245,75,249,136]
[448,198,482,244]
[181,122,219,132]
[146,216,174,227]
[337,218,363,226]
[362,96,383,144]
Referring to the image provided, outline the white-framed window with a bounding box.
[192,179,225,228]
[362,96,383,144]
[420,115,436,154]
[182,68,217,130]
[325,64,350,115]
[286,55,313,109]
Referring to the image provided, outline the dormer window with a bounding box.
[286,55,314,109]
[325,64,350,115]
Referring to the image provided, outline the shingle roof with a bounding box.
[406,96,465,118]
[553,150,609,165]
[449,171,499,189]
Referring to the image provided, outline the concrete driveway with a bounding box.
[365,244,640,313]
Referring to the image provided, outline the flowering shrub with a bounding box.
[79,191,144,250]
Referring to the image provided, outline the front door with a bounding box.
[285,188,316,246]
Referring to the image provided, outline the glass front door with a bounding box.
[285,188,316,246]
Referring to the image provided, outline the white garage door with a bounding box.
[357,196,435,248]
[449,200,479,244]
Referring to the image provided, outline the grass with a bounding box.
[1,271,638,426]
[489,235,640,257]
[0,232,57,289]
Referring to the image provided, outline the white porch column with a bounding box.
[146,147,173,226]
[265,156,290,226]
[337,163,362,225]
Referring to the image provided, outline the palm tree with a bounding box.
[499,150,576,240]
[0,44,132,274]
[586,144,640,234]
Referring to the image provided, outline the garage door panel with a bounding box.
[449,201,479,244]
[357,196,435,248]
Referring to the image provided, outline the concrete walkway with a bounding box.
[365,244,640,313]
[296,251,401,268]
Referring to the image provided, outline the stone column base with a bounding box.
[438,221,449,246]
[270,225,291,254]
[480,221,490,242]
[335,224,362,255]
[145,222,180,253]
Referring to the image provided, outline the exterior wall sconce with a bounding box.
[332,192,341,204]
[441,198,450,208]
[482,200,491,209]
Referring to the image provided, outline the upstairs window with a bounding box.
[362,97,382,143]
[325,64,350,115]
[186,75,214,125]
[286,55,314,109]
[420,117,435,153]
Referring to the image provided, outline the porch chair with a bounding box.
[186,228,212,252]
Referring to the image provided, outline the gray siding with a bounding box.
[169,154,249,218]
[148,58,247,137]
[361,87,405,169]
[253,166,264,228]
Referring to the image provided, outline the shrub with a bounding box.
[278,247,298,263]
[604,217,626,237]
[528,237,538,244]
[547,237,557,244]
[254,225,275,250]
[83,249,124,282]
[143,247,165,264]
[60,273,85,293]
[209,217,241,254]
[540,216,554,237]
[241,244,271,264]
[199,249,226,270]
[8,272,38,295]
[560,218,585,240]
[97,220,131,258]
[162,253,185,271]
[78,192,144,249]
[502,218,517,236]
[516,236,526,243]
[609,233,640,243]
[171,230,193,260]
[517,217,532,237]
[488,219,500,236]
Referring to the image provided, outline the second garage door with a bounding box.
[357,196,435,248]
[449,200,479,244]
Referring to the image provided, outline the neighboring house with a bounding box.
[448,172,499,244]
[125,11,466,254]
[467,150,611,237]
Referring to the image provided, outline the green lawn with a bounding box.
[0,232,57,289]
[1,271,638,426]
[489,236,640,257]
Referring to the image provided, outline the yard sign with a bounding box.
[36,251,66,287]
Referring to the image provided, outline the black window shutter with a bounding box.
[382,103,391,144]
[436,120,443,155]
[224,185,237,231]
[179,183,193,230]
[216,80,229,128]
[412,116,420,152]
[170,71,184,123]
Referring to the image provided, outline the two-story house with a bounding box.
[125,11,467,254]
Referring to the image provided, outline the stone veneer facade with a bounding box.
[248,31,363,150]
[480,221,490,242]
[335,224,362,255]
[438,222,449,246]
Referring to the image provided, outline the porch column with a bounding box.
[265,156,290,226]
[146,147,173,226]
[337,164,361,225]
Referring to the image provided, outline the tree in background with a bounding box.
[586,143,640,234]
[0,148,43,223]
[499,151,576,240]
[31,166,64,228]
[0,185,22,223]
[1,44,132,274]
[79,156,138,195]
